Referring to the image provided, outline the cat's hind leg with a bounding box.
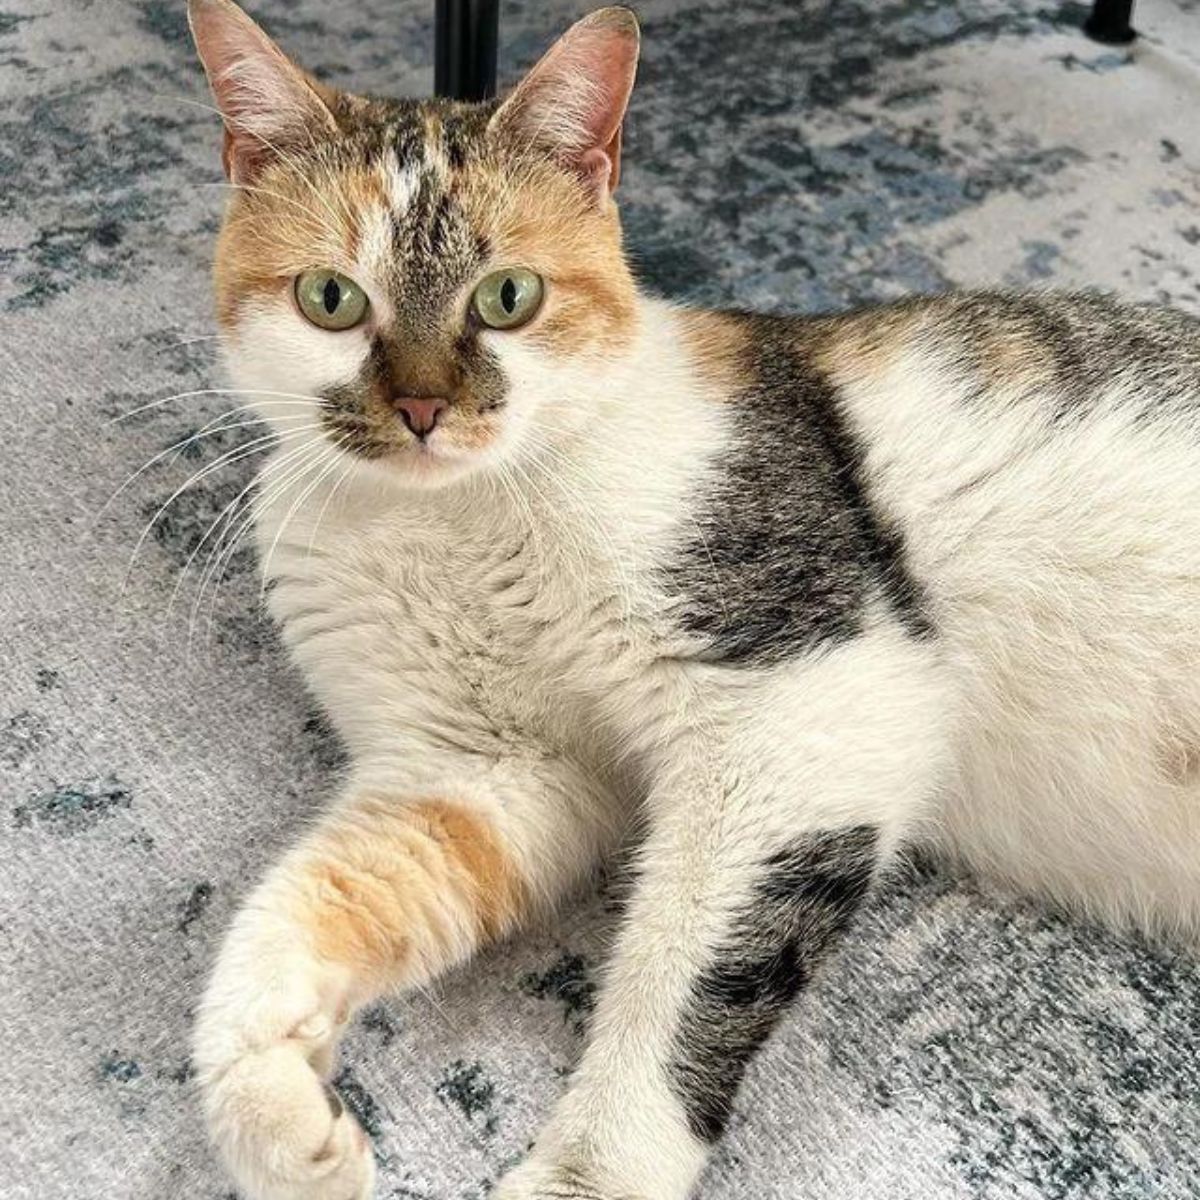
[195,757,623,1200]
[496,626,951,1200]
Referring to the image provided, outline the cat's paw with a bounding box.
[203,1040,375,1200]
[196,972,374,1200]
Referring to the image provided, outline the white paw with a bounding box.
[203,1039,374,1200]
[196,960,371,1200]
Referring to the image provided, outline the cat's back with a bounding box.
[803,289,1200,602]
[799,291,1200,936]
[681,290,1200,670]
[809,289,1200,419]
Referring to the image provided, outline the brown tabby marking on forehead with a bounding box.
[420,107,455,178]
[211,98,486,328]
[213,86,638,358]
[339,165,389,263]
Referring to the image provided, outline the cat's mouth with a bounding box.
[318,400,505,484]
[394,433,458,469]
[315,372,511,483]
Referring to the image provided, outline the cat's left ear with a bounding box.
[490,6,640,206]
[187,0,340,185]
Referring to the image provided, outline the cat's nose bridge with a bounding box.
[373,333,460,401]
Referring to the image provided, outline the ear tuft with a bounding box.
[187,0,338,183]
[490,6,641,204]
[576,5,640,36]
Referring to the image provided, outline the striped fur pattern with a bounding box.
[185,3,1200,1199]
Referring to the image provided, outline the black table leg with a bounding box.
[435,0,500,101]
[1084,0,1137,45]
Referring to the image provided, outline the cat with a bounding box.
[185,1,1200,1198]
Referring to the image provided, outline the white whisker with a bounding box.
[96,407,315,525]
[110,387,326,425]
[206,181,344,247]
[169,430,329,629]
[257,438,349,600]
[188,437,332,656]
[121,427,302,595]
[304,444,357,560]
[150,333,225,354]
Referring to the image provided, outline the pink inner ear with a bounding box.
[494,10,640,198]
[189,0,337,183]
[560,27,639,153]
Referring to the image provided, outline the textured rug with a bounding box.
[3,1,1200,1198]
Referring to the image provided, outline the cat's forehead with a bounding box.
[332,97,499,316]
[367,97,497,173]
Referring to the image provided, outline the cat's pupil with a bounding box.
[322,277,341,314]
[500,277,517,313]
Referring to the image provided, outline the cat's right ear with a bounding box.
[187,0,339,185]
[489,6,641,207]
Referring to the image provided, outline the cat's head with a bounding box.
[188,0,641,488]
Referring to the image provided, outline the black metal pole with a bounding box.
[434,0,500,100]
[1084,0,1137,45]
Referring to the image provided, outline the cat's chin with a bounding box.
[352,442,490,492]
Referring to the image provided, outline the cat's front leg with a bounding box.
[497,633,951,1200]
[195,756,622,1200]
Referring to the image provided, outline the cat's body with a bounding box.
[260,290,1200,944]
[184,3,1200,1199]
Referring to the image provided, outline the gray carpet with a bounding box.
[3,1,1200,1197]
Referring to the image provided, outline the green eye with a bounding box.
[472,267,544,330]
[294,269,370,331]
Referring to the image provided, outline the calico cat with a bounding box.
[185,1,1200,1198]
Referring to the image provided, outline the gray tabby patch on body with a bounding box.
[181,3,1200,1199]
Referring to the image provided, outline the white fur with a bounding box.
[839,346,1200,938]
[383,159,420,216]
[232,305,371,402]
[196,290,1200,1200]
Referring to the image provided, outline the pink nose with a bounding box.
[393,396,447,439]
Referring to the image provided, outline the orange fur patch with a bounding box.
[676,309,748,397]
[814,300,1069,399]
[213,158,383,328]
[462,157,639,356]
[811,307,921,386]
[409,800,527,938]
[974,325,1059,393]
[212,95,639,358]
[302,795,527,984]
